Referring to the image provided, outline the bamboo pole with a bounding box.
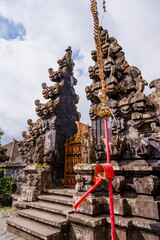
[105,118,115,240]
[90,1,116,239]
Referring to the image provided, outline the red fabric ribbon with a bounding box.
[74,177,102,213]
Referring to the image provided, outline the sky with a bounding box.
[0,0,160,145]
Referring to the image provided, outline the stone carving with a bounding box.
[133,176,159,195]
[101,134,125,158]
[112,176,125,193]
[74,164,100,193]
[106,66,118,94]
[151,122,160,142]
[130,112,143,128]
[81,125,96,164]
[34,136,44,164]
[42,82,59,99]
[135,77,148,94]
[19,166,54,202]
[119,97,132,115]
[75,175,91,192]
[148,78,160,108]
[137,138,151,157]
[85,27,160,160]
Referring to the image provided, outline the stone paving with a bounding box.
[0,208,23,240]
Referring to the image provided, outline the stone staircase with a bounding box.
[7,189,75,240]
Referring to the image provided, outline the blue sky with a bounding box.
[0,16,26,40]
[72,49,84,61]
[0,0,160,145]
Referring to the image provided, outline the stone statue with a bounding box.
[81,125,96,164]
[137,138,151,157]
[35,135,44,164]
[148,78,160,109]
[151,122,160,142]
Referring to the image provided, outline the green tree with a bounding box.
[0,128,4,145]
[0,129,8,162]
[0,176,15,195]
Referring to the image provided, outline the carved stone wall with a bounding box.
[86,27,160,161]
[19,47,80,184]
[83,27,160,240]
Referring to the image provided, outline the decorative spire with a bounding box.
[90,0,112,118]
[90,0,104,82]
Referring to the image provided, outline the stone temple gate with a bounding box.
[18,46,80,184]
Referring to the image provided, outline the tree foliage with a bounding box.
[0,176,15,195]
[0,128,4,145]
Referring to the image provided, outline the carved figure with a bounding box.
[75,175,87,192]
[106,66,118,93]
[101,135,124,157]
[151,122,160,142]
[81,125,96,164]
[135,77,148,94]
[148,79,160,108]
[119,97,132,115]
[35,135,44,164]
[137,138,151,157]
[51,116,57,130]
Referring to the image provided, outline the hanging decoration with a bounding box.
[74,1,116,240]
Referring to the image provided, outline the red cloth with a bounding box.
[74,119,115,239]
[73,177,102,213]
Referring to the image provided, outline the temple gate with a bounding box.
[64,122,86,187]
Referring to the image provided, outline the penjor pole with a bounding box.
[90,0,116,239]
[105,118,115,240]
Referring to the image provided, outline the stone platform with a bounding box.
[5,188,160,240]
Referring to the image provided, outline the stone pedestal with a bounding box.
[1,162,54,202]
[1,162,27,194]
[18,165,54,202]
[69,213,160,240]
[74,164,108,216]
[68,213,107,240]
[74,164,96,192]
[72,161,160,239]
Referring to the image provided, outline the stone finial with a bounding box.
[27,119,33,126]
[148,79,160,109]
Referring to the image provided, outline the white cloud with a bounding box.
[0,0,160,144]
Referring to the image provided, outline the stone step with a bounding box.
[17,209,68,228]
[68,212,107,228]
[27,201,74,216]
[45,188,75,197]
[37,194,74,206]
[7,217,61,240]
[13,200,28,210]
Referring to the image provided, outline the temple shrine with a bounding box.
[0,1,160,239]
